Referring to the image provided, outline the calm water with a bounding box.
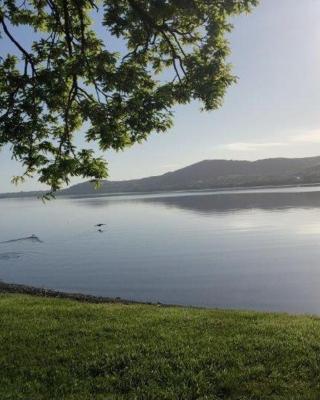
[2,187,320,314]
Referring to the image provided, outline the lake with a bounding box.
[2,186,320,314]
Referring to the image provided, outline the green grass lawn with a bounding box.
[1,294,320,399]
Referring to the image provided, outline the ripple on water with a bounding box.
[0,235,43,244]
[0,252,23,260]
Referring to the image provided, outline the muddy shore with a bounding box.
[0,281,154,305]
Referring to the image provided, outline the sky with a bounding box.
[1,0,320,192]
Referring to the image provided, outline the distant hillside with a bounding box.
[2,156,320,199]
[61,156,320,196]
[0,190,45,199]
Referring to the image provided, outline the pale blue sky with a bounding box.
[1,0,320,192]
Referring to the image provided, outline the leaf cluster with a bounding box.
[0,0,258,192]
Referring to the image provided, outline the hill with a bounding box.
[2,156,320,198]
[61,156,320,196]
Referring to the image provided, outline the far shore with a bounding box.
[2,181,320,200]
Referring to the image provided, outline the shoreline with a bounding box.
[2,182,320,200]
[1,280,315,317]
[0,280,179,308]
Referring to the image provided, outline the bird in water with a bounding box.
[95,223,106,227]
[98,229,104,233]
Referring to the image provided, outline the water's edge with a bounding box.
[0,280,181,308]
[1,280,315,317]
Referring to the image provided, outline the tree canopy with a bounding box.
[0,0,258,193]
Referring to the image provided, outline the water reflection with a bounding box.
[74,190,320,215]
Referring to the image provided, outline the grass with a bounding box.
[1,294,320,399]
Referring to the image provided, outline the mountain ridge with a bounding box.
[2,156,320,198]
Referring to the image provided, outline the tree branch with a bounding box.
[0,16,37,76]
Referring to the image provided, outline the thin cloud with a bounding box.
[218,129,320,152]
[291,130,320,143]
[219,142,287,151]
